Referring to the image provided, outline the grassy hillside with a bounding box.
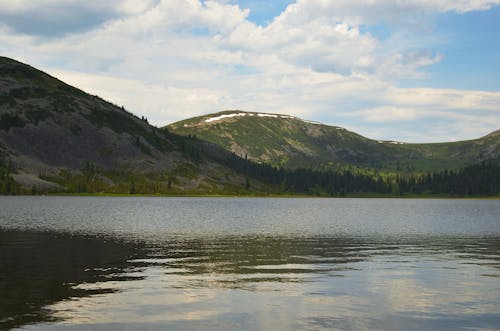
[167,110,500,172]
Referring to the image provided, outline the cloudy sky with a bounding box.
[1,0,499,142]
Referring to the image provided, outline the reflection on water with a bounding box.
[0,197,499,330]
[1,231,499,330]
[0,231,145,330]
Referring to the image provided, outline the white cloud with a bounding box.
[0,0,158,15]
[352,107,424,123]
[0,0,152,37]
[0,0,498,142]
[117,0,159,15]
[385,87,500,111]
[276,0,500,27]
[51,70,231,125]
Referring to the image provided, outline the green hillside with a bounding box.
[167,110,500,172]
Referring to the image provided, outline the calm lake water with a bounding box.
[1,197,499,330]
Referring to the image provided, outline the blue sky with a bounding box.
[235,0,294,25]
[400,6,500,91]
[0,0,499,142]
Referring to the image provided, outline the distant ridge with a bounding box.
[167,110,500,172]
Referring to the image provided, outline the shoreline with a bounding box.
[1,192,499,199]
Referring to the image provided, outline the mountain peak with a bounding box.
[202,110,296,124]
[175,110,332,130]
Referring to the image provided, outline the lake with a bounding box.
[1,197,499,330]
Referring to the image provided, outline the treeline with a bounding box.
[1,131,499,196]
[396,162,499,196]
[206,141,500,196]
[175,135,500,196]
[0,151,21,194]
[211,150,388,195]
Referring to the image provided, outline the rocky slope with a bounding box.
[0,57,258,193]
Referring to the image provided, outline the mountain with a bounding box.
[0,57,262,194]
[167,110,500,172]
[1,57,498,196]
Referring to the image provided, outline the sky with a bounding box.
[0,0,499,142]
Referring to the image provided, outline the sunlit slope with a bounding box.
[167,110,500,172]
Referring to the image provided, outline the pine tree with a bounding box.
[130,178,136,194]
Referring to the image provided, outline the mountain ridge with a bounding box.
[167,110,500,172]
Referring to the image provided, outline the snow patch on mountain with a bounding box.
[204,112,297,123]
[377,140,405,144]
[205,112,248,123]
[202,112,344,130]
